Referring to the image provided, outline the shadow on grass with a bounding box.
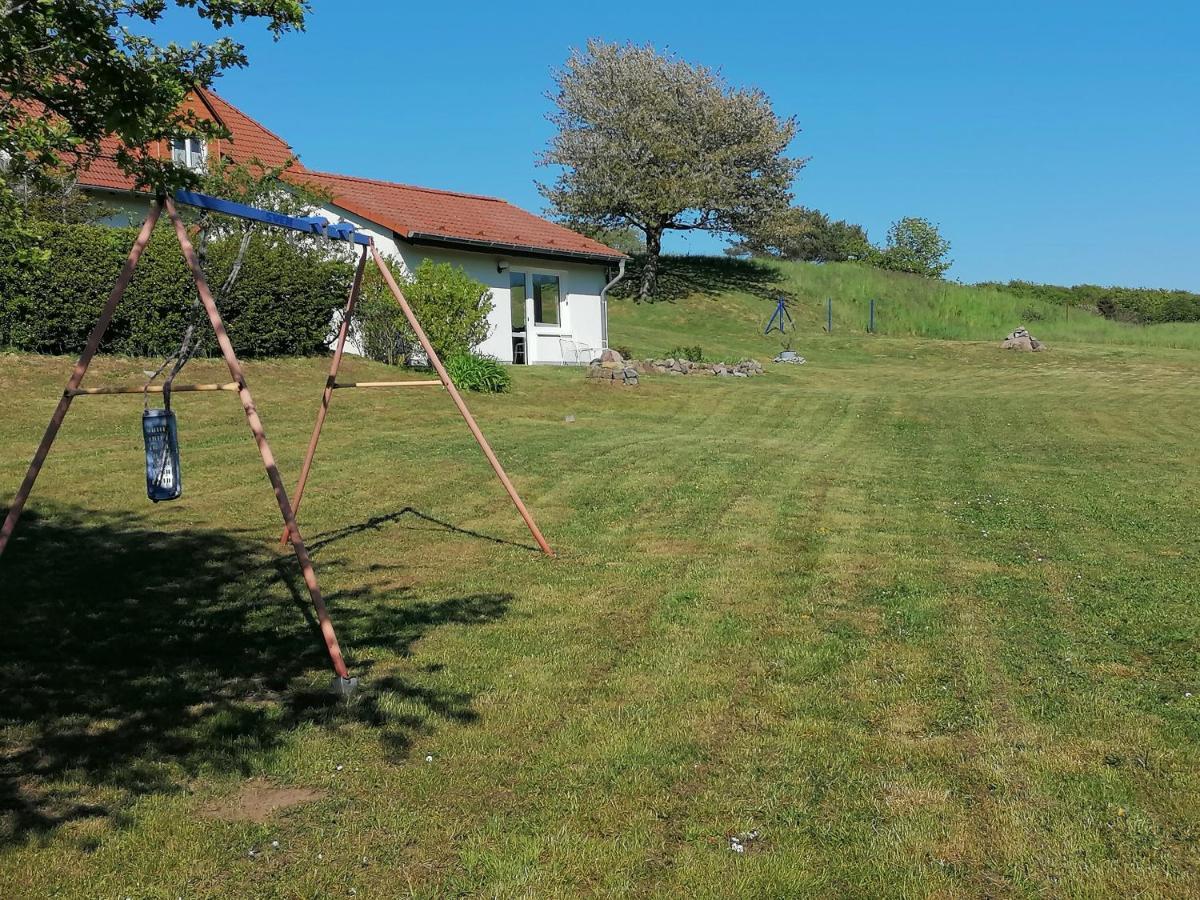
[0,505,510,844]
[613,254,787,303]
[307,506,539,555]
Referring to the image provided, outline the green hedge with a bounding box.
[981,280,1200,325]
[0,222,353,357]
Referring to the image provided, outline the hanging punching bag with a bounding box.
[143,406,182,502]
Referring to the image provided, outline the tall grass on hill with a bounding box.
[611,255,1200,354]
[779,261,1200,348]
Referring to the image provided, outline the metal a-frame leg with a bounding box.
[164,199,354,689]
[369,244,555,557]
[279,245,368,546]
[0,204,162,558]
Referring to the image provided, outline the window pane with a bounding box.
[510,272,526,330]
[532,274,560,326]
[170,138,187,164]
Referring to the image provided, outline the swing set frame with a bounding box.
[0,191,554,694]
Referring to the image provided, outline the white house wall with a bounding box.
[90,190,155,227]
[311,200,610,366]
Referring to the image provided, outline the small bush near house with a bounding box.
[445,352,511,393]
[356,258,493,365]
[664,344,704,362]
[608,344,634,360]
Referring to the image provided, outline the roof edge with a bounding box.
[404,231,628,264]
[296,168,503,203]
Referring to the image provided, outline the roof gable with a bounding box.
[74,88,302,191]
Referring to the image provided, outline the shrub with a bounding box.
[356,258,493,365]
[664,344,703,362]
[872,217,952,279]
[0,221,351,356]
[986,279,1200,325]
[445,353,510,393]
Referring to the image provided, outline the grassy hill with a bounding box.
[609,256,1200,358]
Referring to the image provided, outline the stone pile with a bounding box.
[1001,326,1046,351]
[585,349,765,382]
[586,348,639,386]
[586,364,639,386]
[638,357,764,377]
[772,351,806,365]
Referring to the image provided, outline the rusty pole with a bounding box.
[0,203,162,558]
[165,199,352,683]
[280,245,368,546]
[369,244,555,557]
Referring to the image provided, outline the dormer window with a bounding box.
[170,136,207,172]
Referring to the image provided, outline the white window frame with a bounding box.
[170,136,207,172]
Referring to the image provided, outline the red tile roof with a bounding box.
[289,169,625,261]
[71,88,623,261]
[75,87,302,192]
[194,88,302,171]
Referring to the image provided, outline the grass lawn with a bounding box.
[1,326,1199,895]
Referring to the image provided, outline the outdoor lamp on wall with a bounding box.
[497,259,510,273]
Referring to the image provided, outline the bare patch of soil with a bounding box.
[199,779,326,824]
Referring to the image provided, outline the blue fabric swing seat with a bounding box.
[143,407,182,502]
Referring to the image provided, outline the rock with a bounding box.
[600,359,622,369]
[600,348,624,364]
[586,363,637,386]
[1001,326,1046,351]
[1002,335,1034,351]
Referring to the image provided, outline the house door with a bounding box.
[509,271,529,364]
[510,271,563,365]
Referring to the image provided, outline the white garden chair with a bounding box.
[558,338,600,366]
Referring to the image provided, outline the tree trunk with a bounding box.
[639,227,663,301]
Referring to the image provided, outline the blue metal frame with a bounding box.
[764,296,794,335]
[173,190,371,246]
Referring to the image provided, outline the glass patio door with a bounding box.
[510,271,563,364]
[510,271,529,364]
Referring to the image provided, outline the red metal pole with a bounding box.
[164,199,351,681]
[280,245,368,546]
[369,244,555,557]
[0,203,162,559]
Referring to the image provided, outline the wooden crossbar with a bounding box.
[331,380,442,389]
[67,382,240,396]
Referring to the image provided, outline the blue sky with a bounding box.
[152,1,1198,288]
